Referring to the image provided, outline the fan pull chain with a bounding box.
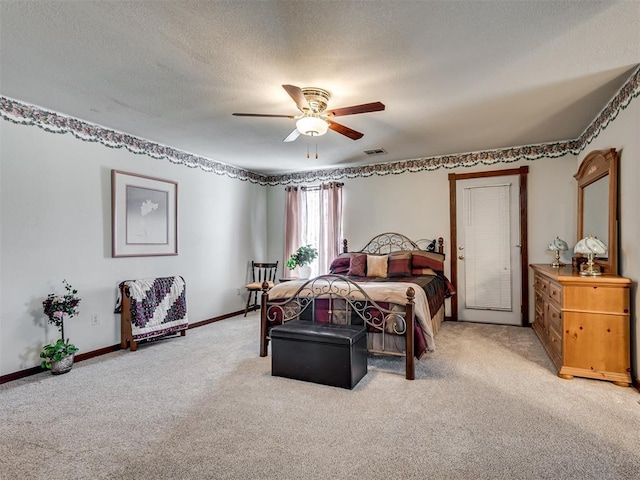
[305,144,319,159]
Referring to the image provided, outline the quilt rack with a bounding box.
[118,276,188,351]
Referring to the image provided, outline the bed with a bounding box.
[259,232,453,379]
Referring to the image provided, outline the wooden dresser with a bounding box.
[530,264,631,386]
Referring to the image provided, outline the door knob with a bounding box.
[458,255,465,260]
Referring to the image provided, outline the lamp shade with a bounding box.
[574,234,607,255]
[296,116,329,136]
[547,237,568,251]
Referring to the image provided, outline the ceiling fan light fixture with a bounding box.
[234,84,381,142]
[296,116,328,136]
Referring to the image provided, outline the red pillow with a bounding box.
[329,254,351,274]
[411,251,445,272]
[387,252,412,277]
[347,253,367,276]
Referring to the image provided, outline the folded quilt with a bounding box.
[120,276,188,340]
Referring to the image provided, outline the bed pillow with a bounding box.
[329,253,351,274]
[387,251,412,277]
[367,255,388,278]
[411,250,445,273]
[412,267,437,276]
[347,253,367,276]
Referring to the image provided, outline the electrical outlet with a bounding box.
[236,288,243,296]
[91,314,100,326]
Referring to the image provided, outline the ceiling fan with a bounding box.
[232,84,385,142]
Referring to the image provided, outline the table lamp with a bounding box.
[547,237,568,268]
[574,234,607,276]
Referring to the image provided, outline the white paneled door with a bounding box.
[455,175,522,325]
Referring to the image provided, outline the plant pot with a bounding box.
[51,355,74,375]
[298,265,311,279]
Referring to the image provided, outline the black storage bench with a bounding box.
[270,320,367,389]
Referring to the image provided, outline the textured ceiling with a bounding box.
[1,1,639,175]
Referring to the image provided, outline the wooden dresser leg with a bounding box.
[612,381,630,387]
[558,373,574,380]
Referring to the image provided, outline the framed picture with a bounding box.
[111,170,178,257]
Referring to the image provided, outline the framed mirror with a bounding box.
[574,148,618,274]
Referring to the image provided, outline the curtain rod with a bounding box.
[285,182,344,191]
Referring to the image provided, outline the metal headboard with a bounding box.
[342,232,444,255]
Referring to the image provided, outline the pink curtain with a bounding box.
[284,186,304,274]
[318,182,343,274]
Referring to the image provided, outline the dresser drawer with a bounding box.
[563,285,630,314]
[547,302,562,334]
[534,291,544,313]
[535,275,550,298]
[534,305,546,330]
[547,280,562,307]
[547,323,562,358]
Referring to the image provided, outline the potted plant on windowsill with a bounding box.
[41,280,80,375]
[286,245,318,279]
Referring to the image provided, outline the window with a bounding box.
[284,183,343,277]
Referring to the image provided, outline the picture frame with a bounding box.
[111,170,178,257]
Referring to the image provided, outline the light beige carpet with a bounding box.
[1,315,639,480]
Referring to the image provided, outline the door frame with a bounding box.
[448,166,529,326]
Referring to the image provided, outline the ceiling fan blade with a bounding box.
[232,113,296,118]
[283,128,301,143]
[326,119,364,140]
[282,84,310,112]
[325,101,385,117]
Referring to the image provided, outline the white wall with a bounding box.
[266,184,286,272]
[267,154,578,319]
[344,157,578,263]
[575,99,639,383]
[0,120,267,376]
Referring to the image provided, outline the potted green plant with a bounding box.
[41,280,80,374]
[286,245,318,279]
[40,339,79,374]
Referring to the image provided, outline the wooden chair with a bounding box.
[244,261,278,316]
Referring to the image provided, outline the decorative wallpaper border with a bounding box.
[1,64,638,186]
[574,65,640,153]
[264,140,580,185]
[0,97,266,184]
